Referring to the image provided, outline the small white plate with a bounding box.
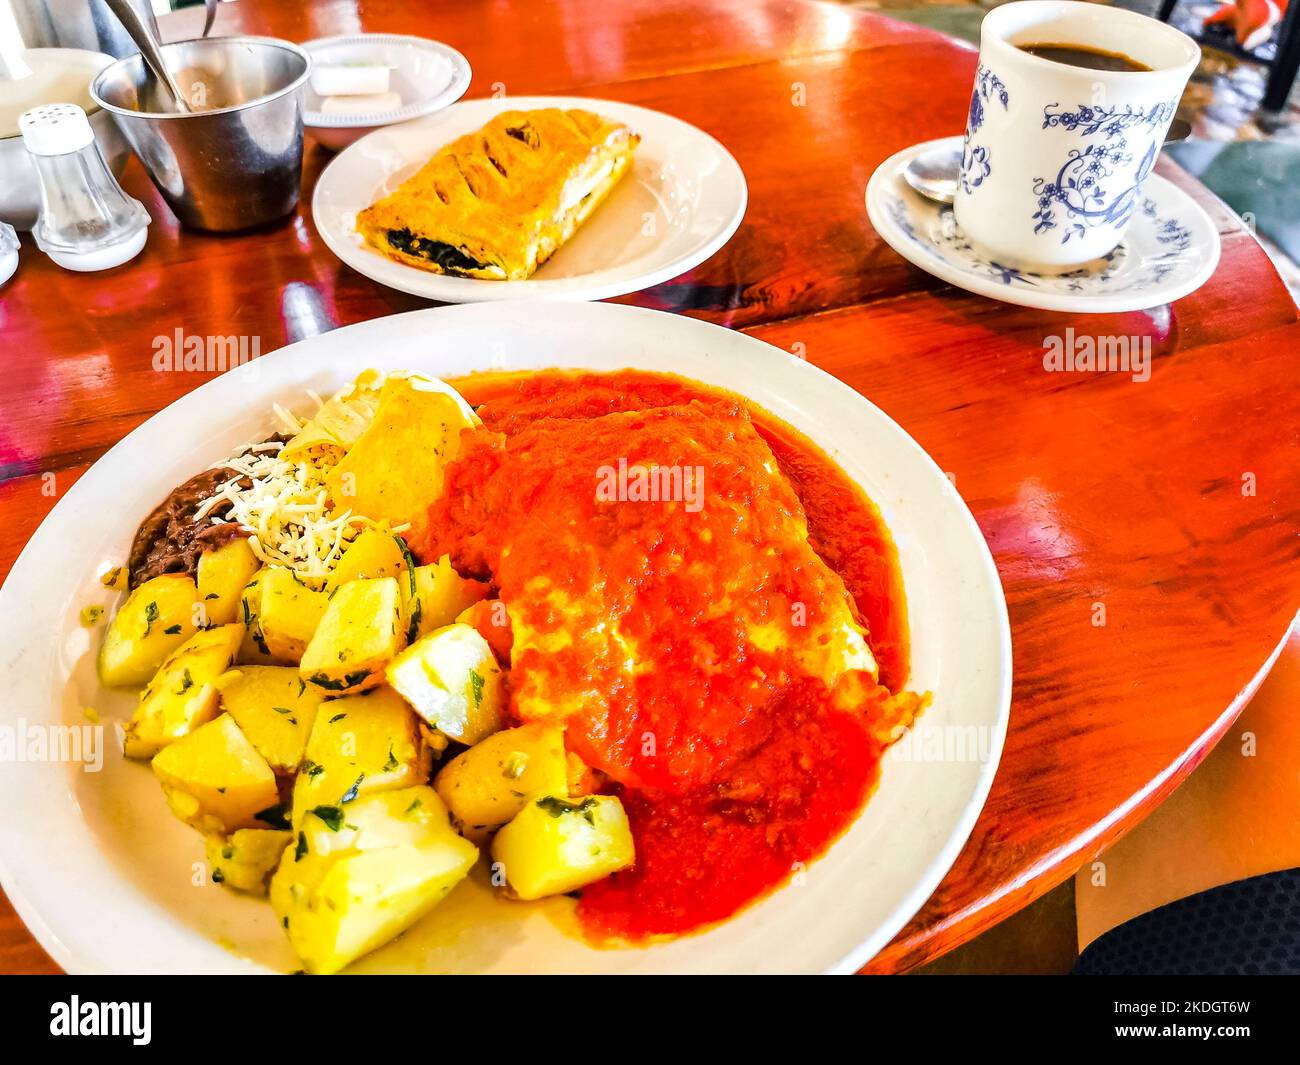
[866,136,1221,313]
[0,302,1009,974]
[312,96,748,302]
[302,34,472,152]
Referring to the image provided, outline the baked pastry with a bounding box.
[356,108,639,280]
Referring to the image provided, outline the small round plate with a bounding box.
[312,96,748,303]
[866,136,1221,314]
[301,34,471,151]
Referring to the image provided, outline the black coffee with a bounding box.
[1018,42,1152,72]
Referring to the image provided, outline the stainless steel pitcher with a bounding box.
[10,0,214,59]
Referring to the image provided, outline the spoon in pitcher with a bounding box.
[903,118,1193,205]
[104,0,191,113]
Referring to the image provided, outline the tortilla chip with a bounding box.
[281,370,387,462]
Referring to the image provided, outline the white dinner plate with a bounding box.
[866,136,1221,313]
[312,96,748,302]
[0,302,1011,974]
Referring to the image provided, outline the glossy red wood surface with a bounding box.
[1,0,1297,975]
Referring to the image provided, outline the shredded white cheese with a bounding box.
[192,390,407,584]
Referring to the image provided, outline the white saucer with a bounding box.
[302,35,472,152]
[866,136,1221,313]
[312,96,748,303]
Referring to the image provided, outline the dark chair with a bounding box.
[1157,0,1300,112]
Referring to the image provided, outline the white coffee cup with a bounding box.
[953,1,1199,273]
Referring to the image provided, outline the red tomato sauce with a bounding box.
[428,370,915,940]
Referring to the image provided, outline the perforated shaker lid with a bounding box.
[19,103,96,156]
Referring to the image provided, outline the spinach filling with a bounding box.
[386,228,486,273]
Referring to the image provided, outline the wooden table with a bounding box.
[2,0,1297,975]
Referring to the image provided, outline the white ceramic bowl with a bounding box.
[0,302,1011,974]
[302,34,471,151]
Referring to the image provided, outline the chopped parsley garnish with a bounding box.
[254,803,291,831]
[302,759,324,779]
[395,537,418,597]
[339,774,365,805]
[294,832,308,861]
[383,745,399,772]
[272,706,292,715]
[404,797,423,815]
[309,671,370,692]
[142,601,159,637]
[176,669,193,695]
[536,795,598,825]
[469,669,485,709]
[310,805,344,831]
[163,624,182,635]
[406,598,423,644]
[329,712,347,723]
[211,868,225,884]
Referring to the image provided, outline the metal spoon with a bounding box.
[104,0,191,113]
[904,118,1194,205]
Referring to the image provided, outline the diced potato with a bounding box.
[401,555,489,643]
[215,665,324,773]
[272,784,476,975]
[328,527,408,590]
[196,538,260,626]
[123,625,243,759]
[98,574,204,687]
[456,598,512,661]
[323,376,478,549]
[205,828,292,894]
[300,577,404,694]
[237,568,277,665]
[491,794,635,901]
[256,567,330,663]
[386,624,504,745]
[292,686,429,828]
[270,828,477,975]
[434,724,567,830]
[151,713,279,835]
[297,785,458,861]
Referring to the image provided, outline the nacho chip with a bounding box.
[280,370,387,462]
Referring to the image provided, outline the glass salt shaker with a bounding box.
[0,222,17,287]
[19,104,150,272]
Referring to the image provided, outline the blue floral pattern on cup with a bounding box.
[967,65,1009,133]
[1031,98,1179,244]
[960,65,1009,195]
[960,144,993,194]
